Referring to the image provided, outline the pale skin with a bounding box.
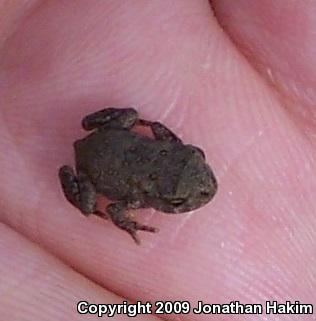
[0,1,315,320]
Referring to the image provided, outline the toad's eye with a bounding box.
[200,191,211,197]
[170,198,186,206]
[188,145,205,159]
[194,147,205,159]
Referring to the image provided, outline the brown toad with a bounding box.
[59,108,217,244]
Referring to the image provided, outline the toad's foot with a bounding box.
[82,107,138,131]
[59,165,97,215]
[106,202,158,244]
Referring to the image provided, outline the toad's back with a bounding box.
[74,128,188,200]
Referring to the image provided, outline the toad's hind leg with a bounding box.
[82,108,138,131]
[106,202,158,244]
[59,165,97,215]
[138,119,182,143]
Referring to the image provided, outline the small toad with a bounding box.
[59,108,217,244]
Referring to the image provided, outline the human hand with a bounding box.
[0,1,315,320]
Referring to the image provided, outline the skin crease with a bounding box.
[0,0,315,320]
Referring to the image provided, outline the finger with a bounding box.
[0,1,316,320]
[212,0,316,112]
[0,0,41,48]
[0,223,159,321]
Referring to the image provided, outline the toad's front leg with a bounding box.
[59,165,98,215]
[138,119,182,143]
[106,201,158,244]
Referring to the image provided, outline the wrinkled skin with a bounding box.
[0,1,315,320]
